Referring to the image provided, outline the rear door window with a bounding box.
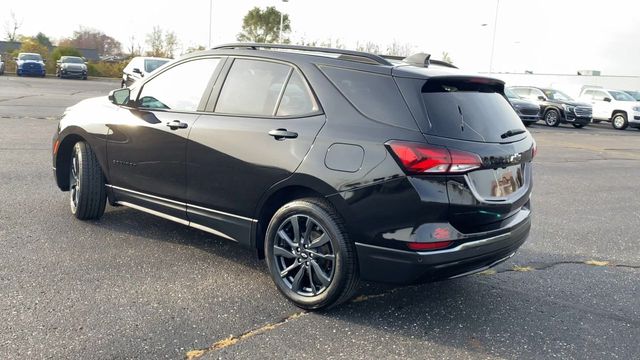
[421,78,525,143]
[215,59,291,116]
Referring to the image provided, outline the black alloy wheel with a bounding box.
[544,109,560,127]
[265,199,358,310]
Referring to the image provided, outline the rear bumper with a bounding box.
[355,209,531,284]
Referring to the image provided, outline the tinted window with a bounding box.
[609,90,635,101]
[144,59,170,73]
[543,89,573,101]
[276,71,319,116]
[62,57,84,64]
[215,59,291,116]
[138,58,220,112]
[582,90,594,100]
[421,79,525,143]
[320,66,414,127]
[592,91,607,101]
[511,88,530,98]
[19,54,42,61]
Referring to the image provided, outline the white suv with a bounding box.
[121,56,171,88]
[579,88,640,130]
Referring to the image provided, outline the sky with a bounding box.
[3,0,640,75]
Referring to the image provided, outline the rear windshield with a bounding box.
[421,79,525,143]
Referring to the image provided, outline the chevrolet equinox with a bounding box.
[52,44,534,309]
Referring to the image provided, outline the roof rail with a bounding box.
[212,43,393,66]
[381,53,459,69]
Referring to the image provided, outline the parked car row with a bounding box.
[1,54,170,84]
[504,85,640,131]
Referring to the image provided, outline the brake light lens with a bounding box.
[531,140,537,158]
[407,241,453,251]
[387,141,482,174]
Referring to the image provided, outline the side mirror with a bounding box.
[14,58,18,62]
[43,59,47,63]
[108,88,131,106]
[603,97,612,102]
[537,96,546,101]
[133,68,142,75]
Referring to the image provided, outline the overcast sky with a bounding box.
[3,0,640,75]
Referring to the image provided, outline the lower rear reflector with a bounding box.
[407,241,453,251]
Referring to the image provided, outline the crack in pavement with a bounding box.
[0,94,42,103]
[183,258,639,359]
[184,312,308,360]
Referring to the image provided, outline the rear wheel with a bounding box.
[69,142,107,220]
[265,198,359,310]
[544,109,561,127]
[572,124,585,128]
[612,113,628,130]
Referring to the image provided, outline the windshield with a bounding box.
[62,57,84,64]
[504,88,520,99]
[19,54,42,61]
[625,91,640,101]
[543,89,573,101]
[609,90,635,101]
[144,59,169,73]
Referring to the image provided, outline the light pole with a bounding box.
[489,0,500,73]
[208,0,213,48]
[279,0,289,44]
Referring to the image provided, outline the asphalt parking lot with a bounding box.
[1,76,638,359]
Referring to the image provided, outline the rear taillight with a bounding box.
[387,141,482,174]
[531,140,537,158]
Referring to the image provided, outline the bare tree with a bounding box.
[441,51,453,64]
[145,26,178,58]
[356,41,380,54]
[164,31,178,58]
[385,41,414,57]
[128,35,142,57]
[4,11,22,42]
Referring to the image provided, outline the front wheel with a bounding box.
[265,199,359,310]
[612,113,628,130]
[69,142,107,220]
[544,109,561,127]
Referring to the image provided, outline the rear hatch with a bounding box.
[396,75,534,232]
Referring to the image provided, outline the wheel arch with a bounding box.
[252,175,350,259]
[55,133,109,191]
[611,109,627,119]
[544,106,562,119]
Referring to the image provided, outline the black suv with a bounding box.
[52,44,534,309]
[510,86,592,128]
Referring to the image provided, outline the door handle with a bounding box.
[268,128,298,140]
[166,120,188,130]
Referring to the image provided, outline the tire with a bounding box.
[265,198,359,310]
[69,142,107,220]
[611,112,628,130]
[82,76,87,80]
[544,109,561,127]
[572,124,585,128]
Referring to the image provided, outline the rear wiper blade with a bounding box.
[500,129,527,139]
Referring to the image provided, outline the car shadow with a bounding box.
[92,207,637,359]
